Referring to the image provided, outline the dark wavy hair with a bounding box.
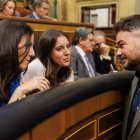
[38,29,71,87]
[114,15,140,33]
[0,19,33,101]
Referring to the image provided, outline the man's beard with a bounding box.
[125,59,140,71]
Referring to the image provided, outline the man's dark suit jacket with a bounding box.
[70,46,98,80]
[92,52,117,74]
[26,13,36,19]
[122,75,140,140]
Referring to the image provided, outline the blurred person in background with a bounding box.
[71,27,99,80]
[25,0,49,19]
[0,0,16,16]
[92,30,117,74]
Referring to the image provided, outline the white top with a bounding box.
[22,58,74,83]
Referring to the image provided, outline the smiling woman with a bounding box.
[0,19,50,106]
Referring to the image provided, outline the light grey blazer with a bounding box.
[70,46,98,80]
[123,76,140,140]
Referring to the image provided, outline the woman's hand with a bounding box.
[8,76,50,104]
[21,76,50,92]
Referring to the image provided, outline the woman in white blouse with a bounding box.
[23,29,74,88]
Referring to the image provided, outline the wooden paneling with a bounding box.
[31,111,65,140]
[16,0,25,8]
[18,90,123,140]
[0,16,94,44]
[65,90,123,128]
[64,120,97,140]
[98,108,123,136]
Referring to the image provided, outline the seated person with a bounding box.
[25,0,57,20]
[71,27,99,80]
[22,29,74,87]
[25,0,49,19]
[0,0,16,16]
[92,30,117,74]
[0,19,49,106]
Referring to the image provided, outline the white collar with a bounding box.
[33,12,40,19]
[75,45,86,57]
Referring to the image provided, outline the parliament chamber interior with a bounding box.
[0,0,140,139]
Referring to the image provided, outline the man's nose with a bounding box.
[116,48,121,56]
[92,41,95,46]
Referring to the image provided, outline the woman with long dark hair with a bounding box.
[23,29,73,87]
[0,19,49,106]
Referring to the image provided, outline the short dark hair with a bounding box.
[114,14,140,33]
[72,27,94,45]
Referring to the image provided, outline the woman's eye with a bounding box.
[56,47,62,51]
[67,45,70,48]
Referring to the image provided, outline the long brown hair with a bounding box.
[0,19,33,101]
[38,29,71,87]
[0,0,16,15]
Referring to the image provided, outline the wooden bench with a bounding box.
[0,71,134,139]
[0,16,95,41]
